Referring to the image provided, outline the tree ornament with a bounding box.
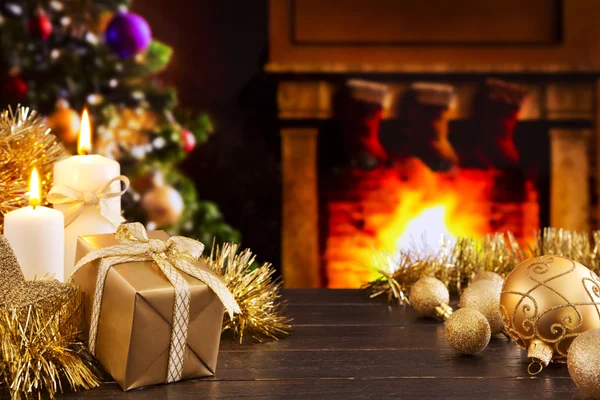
[459,280,504,335]
[27,10,53,40]
[409,276,452,318]
[2,75,27,102]
[567,329,600,398]
[180,129,196,153]
[500,255,600,375]
[104,11,152,59]
[47,99,80,144]
[141,173,184,227]
[472,271,504,286]
[445,308,491,355]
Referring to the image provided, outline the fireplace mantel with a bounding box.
[269,0,600,288]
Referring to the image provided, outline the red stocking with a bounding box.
[474,79,528,169]
[398,82,457,172]
[340,79,390,169]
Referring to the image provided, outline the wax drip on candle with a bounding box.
[29,168,41,209]
[77,108,92,156]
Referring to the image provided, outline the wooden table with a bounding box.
[64,289,579,399]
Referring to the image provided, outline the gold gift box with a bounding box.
[72,231,225,391]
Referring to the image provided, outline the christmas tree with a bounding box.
[0,0,239,244]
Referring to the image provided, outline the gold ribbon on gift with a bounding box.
[71,223,240,383]
[47,176,130,227]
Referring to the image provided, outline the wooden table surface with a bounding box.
[63,289,580,399]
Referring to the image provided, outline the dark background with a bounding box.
[132,0,282,267]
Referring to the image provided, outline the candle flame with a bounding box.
[77,108,92,155]
[29,167,41,208]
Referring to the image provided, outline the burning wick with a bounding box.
[77,108,92,156]
[29,167,41,209]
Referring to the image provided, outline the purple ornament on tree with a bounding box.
[105,11,152,59]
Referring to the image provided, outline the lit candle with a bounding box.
[53,109,121,279]
[3,168,65,280]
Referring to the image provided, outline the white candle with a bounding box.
[4,168,65,281]
[53,109,121,279]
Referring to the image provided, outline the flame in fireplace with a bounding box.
[374,164,491,269]
[395,205,453,251]
[323,160,539,288]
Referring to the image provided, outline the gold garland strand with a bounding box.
[0,292,101,400]
[202,242,292,343]
[0,106,67,228]
[363,228,600,305]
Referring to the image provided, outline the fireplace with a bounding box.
[269,0,600,288]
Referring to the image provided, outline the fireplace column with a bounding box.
[281,127,320,287]
[550,128,591,231]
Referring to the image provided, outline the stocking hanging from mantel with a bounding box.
[396,82,457,172]
[474,78,529,169]
[338,79,390,170]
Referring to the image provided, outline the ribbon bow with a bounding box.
[47,176,130,227]
[72,223,240,383]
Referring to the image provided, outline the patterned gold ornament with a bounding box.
[0,106,66,229]
[567,328,600,398]
[445,308,491,355]
[409,276,452,318]
[460,280,504,335]
[500,255,600,375]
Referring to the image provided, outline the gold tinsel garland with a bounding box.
[202,243,292,343]
[364,228,600,306]
[0,292,100,400]
[0,106,67,228]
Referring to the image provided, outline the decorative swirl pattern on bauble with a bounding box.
[500,255,600,363]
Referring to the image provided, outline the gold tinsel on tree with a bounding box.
[0,106,67,228]
[202,243,292,343]
[364,228,600,306]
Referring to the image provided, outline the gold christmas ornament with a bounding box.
[409,276,452,318]
[202,242,292,343]
[459,280,504,335]
[500,255,600,375]
[0,106,67,229]
[472,271,504,286]
[567,328,600,399]
[445,308,491,355]
[141,183,184,227]
[47,99,81,144]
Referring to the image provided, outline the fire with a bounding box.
[324,160,539,288]
[376,164,490,261]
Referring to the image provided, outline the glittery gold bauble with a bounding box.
[472,271,504,287]
[409,276,449,317]
[500,255,600,374]
[567,329,600,398]
[445,308,491,355]
[141,185,184,227]
[47,104,80,144]
[460,280,504,335]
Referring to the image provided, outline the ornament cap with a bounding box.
[434,302,453,321]
[527,339,553,375]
